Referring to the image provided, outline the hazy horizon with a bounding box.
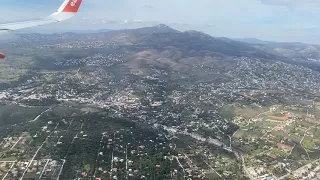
[1,0,320,44]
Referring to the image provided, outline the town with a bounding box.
[0,27,319,179]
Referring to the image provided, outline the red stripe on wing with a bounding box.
[62,0,82,12]
[0,52,5,59]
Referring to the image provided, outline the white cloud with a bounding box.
[1,0,320,44]
[259,0,316,6]
[259,0,320,12]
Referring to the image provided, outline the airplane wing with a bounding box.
[0,0,82,31]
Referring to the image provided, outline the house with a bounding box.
[113,168,118,173]
[277,143,293,152]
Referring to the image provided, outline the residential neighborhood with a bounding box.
[0,27,319,179]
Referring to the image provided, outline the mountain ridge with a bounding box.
[7,24,320,73]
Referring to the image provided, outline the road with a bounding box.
[175,156,186,180]
[2,162,15,180]
[110,132,115,179]
[261,121,286,138]
[179,131,233,152]
[39,159,50,179]
[10,137,22,150]
[125,145,128,179]
[64,132,78,159]
[240,154,256,180]
[300,127,311,161]
[20,123,59,180]
[203,159,224,179]
[278,157,320,179]
[29,107,52,122]
[93,135,104,177]
[56,159,66,180]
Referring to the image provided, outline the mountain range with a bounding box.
[80,25,320,61]
[92,24,320,71]
[3,24,320,82]
[12,24,320,61]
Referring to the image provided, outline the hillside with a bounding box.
[1,24,320,180]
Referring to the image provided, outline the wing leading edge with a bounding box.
[0,0,82,31]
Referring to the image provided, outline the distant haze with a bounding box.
[1,0,320,44]
[0,31,20,42]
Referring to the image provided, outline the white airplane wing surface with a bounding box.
[0,0,82,31]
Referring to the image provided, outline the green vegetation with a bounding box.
[271,148,287,157]
[0,104,47,137]
[234,105,268,119]
[302,137,320,150]
[0,60,30,83]
[218,105,236,120]
[1,156,17,161]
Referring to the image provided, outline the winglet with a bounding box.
[47,0,83,21]
[58,0,83,13]
[0,0,82,31]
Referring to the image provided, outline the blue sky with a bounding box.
[1,0,320,44]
